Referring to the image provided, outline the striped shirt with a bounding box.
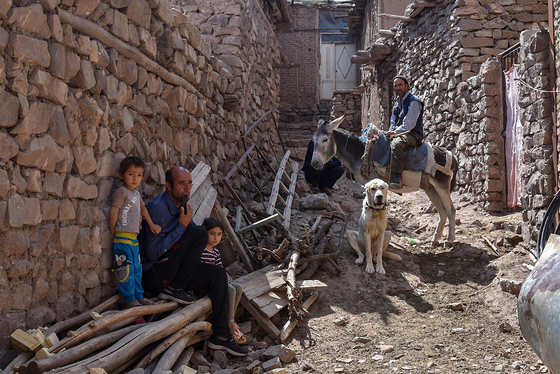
[200,247,223,267]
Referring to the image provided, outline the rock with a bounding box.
[499,278,522,296]
[334,315,348,326]
[190,351,210,366]
[8,34,50,67]
[263,344,296,363]
[377,344,394,354]
[300,360,315,371]
[499,321,512,333]
[262,357,282,372]
[212,350,228,367]
[7,4,51,39]
[0,87,20,127]
[352,336,372,343]
[300,193,329,210]
[447,302,465,311]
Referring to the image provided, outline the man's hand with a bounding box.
[179,202,193,227]
[385,130,395,137]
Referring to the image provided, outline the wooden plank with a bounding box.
[190,162,211,197]
[279,292,319,342]
[240,294,280,343]
[273,280,328,290]
[234,264,275,284]
[189,178,211,215]
[213,201,254,272]
[267,150,291,215]
[242,269,288,300]
[253,291,288,319]
[236,214,281,235]
[282,162,299,229]
[192,186,217,224]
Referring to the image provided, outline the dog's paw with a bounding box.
[355,257,364,265]
[376,266,386,275]
[365,264,375,274]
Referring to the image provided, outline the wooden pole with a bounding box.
[56,9,204,99]
[134,322,211,369]
[24,325,142,374]
[50,302,179,353]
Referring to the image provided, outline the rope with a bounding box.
[515,77,560,99]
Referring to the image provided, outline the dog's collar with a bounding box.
[366,202,386,211]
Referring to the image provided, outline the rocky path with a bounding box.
[281,175,545,374]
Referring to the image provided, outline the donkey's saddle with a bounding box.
[359,128,453,181]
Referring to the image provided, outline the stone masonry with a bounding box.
[0,0,282,358]
[517,30,555,243]
[331,88,362,133]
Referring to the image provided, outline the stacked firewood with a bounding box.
[6,296,213,374]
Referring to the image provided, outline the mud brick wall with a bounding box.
[517,30,555,243]
[360,0,548,212]
[0,0,281,358]
[277,5,322,123]
[331,89,362,133]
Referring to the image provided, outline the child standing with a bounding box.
[201,218,247,345]
[110,156,161,309]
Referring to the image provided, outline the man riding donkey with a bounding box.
[386,75,424,190]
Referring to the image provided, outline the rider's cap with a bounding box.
[393,75,409,86]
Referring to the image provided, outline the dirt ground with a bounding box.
[277,175,545,374]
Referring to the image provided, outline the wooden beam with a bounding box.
[379,29,396,38]
[240,294,280,343]
[379,13,415,22]
[279,292,319,342]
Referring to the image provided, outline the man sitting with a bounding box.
[385,75,424,189]
[139,166,247,356]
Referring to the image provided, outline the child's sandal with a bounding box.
[230,323,247,345]
[138,298,155,306]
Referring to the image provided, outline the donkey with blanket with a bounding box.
[311,116,458,244]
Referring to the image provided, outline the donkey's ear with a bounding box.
[325,115,345,132]
[316,119,325,129]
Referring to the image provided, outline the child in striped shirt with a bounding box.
[201,218,246,345]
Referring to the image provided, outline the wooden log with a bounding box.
[152,324,207,373]
[44,295,121,338]
[2,351,34,374]
[134,322,211,369]
[171,347,195,373]
[56,9,204,99]
[298,236,329,280]
[286,251,301,317]
[50,302,179,353]
[51,299,212,373]
[24,325,142,374]
[279,292,319,342]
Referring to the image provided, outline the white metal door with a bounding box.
[320,42,356,99]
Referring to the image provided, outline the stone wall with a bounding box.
[0,0,281,359]
[554,0,560,183]
[360,0,549,212]
[517,30,555,243]
[454,58,506,211]
[277,5,322,123]
[331,88,362,133]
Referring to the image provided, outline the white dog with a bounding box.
[346,179,402,274]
